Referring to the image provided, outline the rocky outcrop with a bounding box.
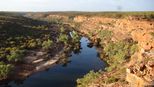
[126,57,154,87]
[72,16,154,87]
[125,27,154,87]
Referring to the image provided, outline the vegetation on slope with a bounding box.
[77,71,101,87]
[77,39,138,86]
[0,62,13,80]
[103,40,138,71]
[0,14,54,79]
[0,13,82,80]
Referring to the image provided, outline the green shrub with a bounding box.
[0,51,5,59]
[29,41,37,48]
[71,30,80,43]
[104,40,138,71]
[27,39,38,48]
[130,44,138,55]
[98,30,112,40]
[77,70,101,87]
[0,62,13,79]
[58,34,69,44]
[36,39,42,46]
[88,31,93,38]
[60,27,65,33]
[42,39,53,50]
[104,76,118,84]
[6,48,25,62]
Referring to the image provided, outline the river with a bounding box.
[2,37,106,87]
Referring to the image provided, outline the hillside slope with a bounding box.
[27,12,154,87]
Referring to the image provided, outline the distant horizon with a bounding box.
[1,10,154,13]
[0,0,154,12]
[0,11,154,13]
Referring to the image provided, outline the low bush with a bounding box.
[28,41,37,48]
[6,48,25,62]
[71,30,80,43]
[104,40,138,71]
[60,27,65,33]
[98,30,112,41]
[42,39,53,50]
[0,62,13,79]
[104,76,118,84]
[58,34,69,44]
[77,70,101,87]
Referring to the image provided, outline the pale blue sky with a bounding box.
[0,0,154,12]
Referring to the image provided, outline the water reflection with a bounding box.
[87,42,93,48]
[0,37,105,87]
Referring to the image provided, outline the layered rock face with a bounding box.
[73,16,154,87]
[127,30,154,87]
